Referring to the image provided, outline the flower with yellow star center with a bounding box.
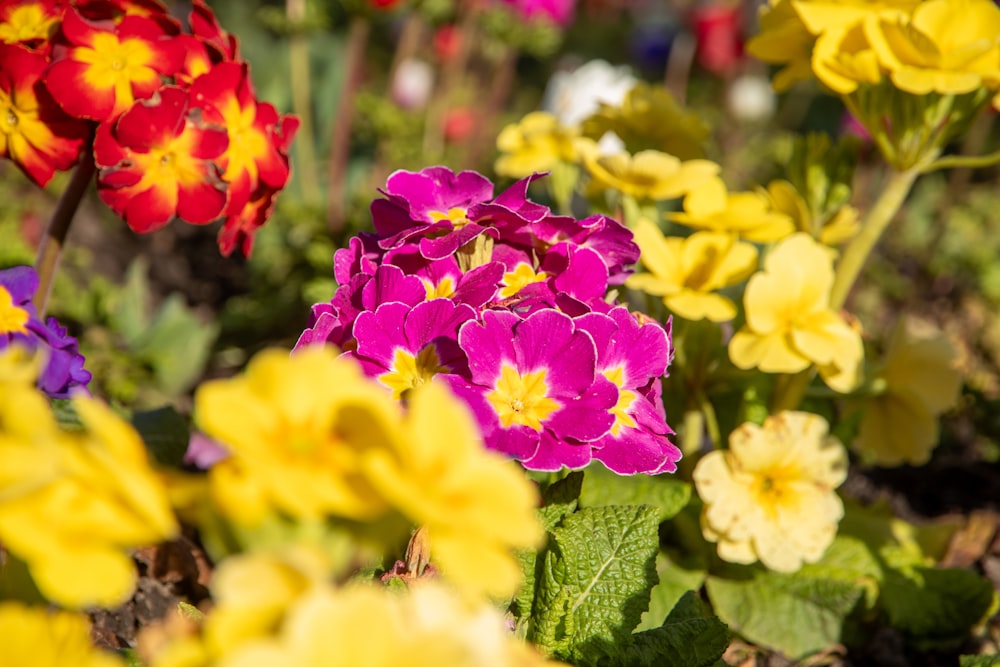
[487,364,561,431]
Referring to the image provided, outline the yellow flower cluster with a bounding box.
[693,411,847,572]
[0,348,178,609]
[193,347,544,599]
[494,112,581,179]
[855,318,962,466]
[729,233,864,393]
[749,0,1000,101]
[669,176,795,243]
[147,550,564,667]
[0,602,123,667]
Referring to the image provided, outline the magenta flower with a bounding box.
[576,308,680,474]
[350,299,477,398]
[0,266,91,398]
[383,247,503,308]
[445,309,617,470]
[534,213,639,285]
[498,0,577,27]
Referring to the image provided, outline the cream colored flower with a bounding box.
[495,111,581,178]
[855,318,962,466]
[669,176,795,243]
[582,145,719,202]
[766,179,859,246]
[626,218,757,322]
[729,233,864,392]
[693,411,847,572]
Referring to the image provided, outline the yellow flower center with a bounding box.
[0,6,58,43]
[423,276,455,300]
[379,345,449,400]
[3,107,18,131]
[486,364,560,431]
[429,207,471,229]
[77,33,156,108]
[0,287,29,335]
[749,465,802,519]
[602,367,637,435]
[499,263,548,299]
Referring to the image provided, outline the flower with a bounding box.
[582,147,718,202]
[0,265,91,398]
[494,111,580,178]
[668,176,795,243]
[0,602,123,667]
[854,318,962,466]
[44,8,184,122]
[498,0,576,27]
[729,233,863,392]
[0,42,87,186]
[94,85,229,232]
[626,218,757,322]
[0,368,178,608]
[765,179,859,245]
[693,411,847,572]
[445,309,617,470]
[0,1,62,47]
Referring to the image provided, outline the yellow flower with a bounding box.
[0,602,123,667]
[811,19,884,94]
[865,0,1000,96]
[855,318,962,466]
[363,380,544,600]
[581,83,709,160]
[668,176,795,243]
[582,146,719,202]
[745,0,815,91]
[0,384,178,608]
[766,180,859,245]
[729,233,863,392]
[693,411,847,572]
[495,111,580,178]
[194,347,395,526]
[626,218,757,322]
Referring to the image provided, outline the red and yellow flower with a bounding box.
[0,42,87,186]
[44,8,183,122]
[94,85,228,232]
[0,0,63,48]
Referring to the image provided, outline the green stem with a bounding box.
[697,391,721,449]
[287,0,319,204]
[681,408,704,458]
[33,146,95,317]
[920,147,1000,174]
[828,165,922,310]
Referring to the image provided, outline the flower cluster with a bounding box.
[693,411,848,572]
[0,265,90,398]
[0,0,298,256]
[191,347,544,600]
[0,346,178,608]
[297,167,681,475]
[145,549,565,667]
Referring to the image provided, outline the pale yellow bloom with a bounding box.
[495,112,581,178]
[693,411,847,572]
[626,218,758,322]
[0,378,178,608]
[582,145,719,202]
[766,180,859,245]
[729,233,864,392]
[745,0,815,91]
[811,19,884,94]
[855,318,962,466]
[865,0,1000,96]
[668,176,795,243]
[0,602,123,667]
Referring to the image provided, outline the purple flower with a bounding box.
[575,308,680,474]
[534,214,640,285]
[350,299,477,398]
[445,309,617,470]
[498,0,576,27]
[0,266,91,399]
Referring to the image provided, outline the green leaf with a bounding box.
[796,536,882,609]
[530,505,659,664]
[50,399,82,431]
[881,566,995,650]
[581,464,691,522]
[135,294,219,396]
[539,471,584,530]
[132,406,191,468]
[636,551,707,632]
[117,648,142,667]
[706,567,863,659]
[960,656,1000,667]
[110,258,151,347]
[620,591,730,667]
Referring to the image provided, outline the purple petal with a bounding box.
[520,430,593,471]
[458,311,519,385]
[546,374,617,441]
[512,309,596,395]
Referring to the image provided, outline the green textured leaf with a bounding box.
[797,536,882,609]
[620,591,729,667]
[960,656,1000,667]
[581,464,691,522]
[539,471,584,530]
[636,551,707,632]
[131,406,191,468]
[881,566,995,650]
[530,505,659,664]
[706,567,863,659]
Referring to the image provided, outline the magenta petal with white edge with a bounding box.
[521,430,593,472]
[512,309,596,395]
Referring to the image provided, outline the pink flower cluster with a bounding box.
[297,167,680,475]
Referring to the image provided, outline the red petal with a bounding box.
[44,57,117,120]
[114,86,187,150]
[121,181,176,232]
[177,178,227,224]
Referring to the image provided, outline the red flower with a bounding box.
[0,42,87,186]
[45,8,183,121]
[189,0,237,62]
[0,0,64,49]
[94,85,228,232]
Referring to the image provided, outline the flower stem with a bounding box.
[33,147,95,316]
[287,0,319,204]
[828,165,921,310]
